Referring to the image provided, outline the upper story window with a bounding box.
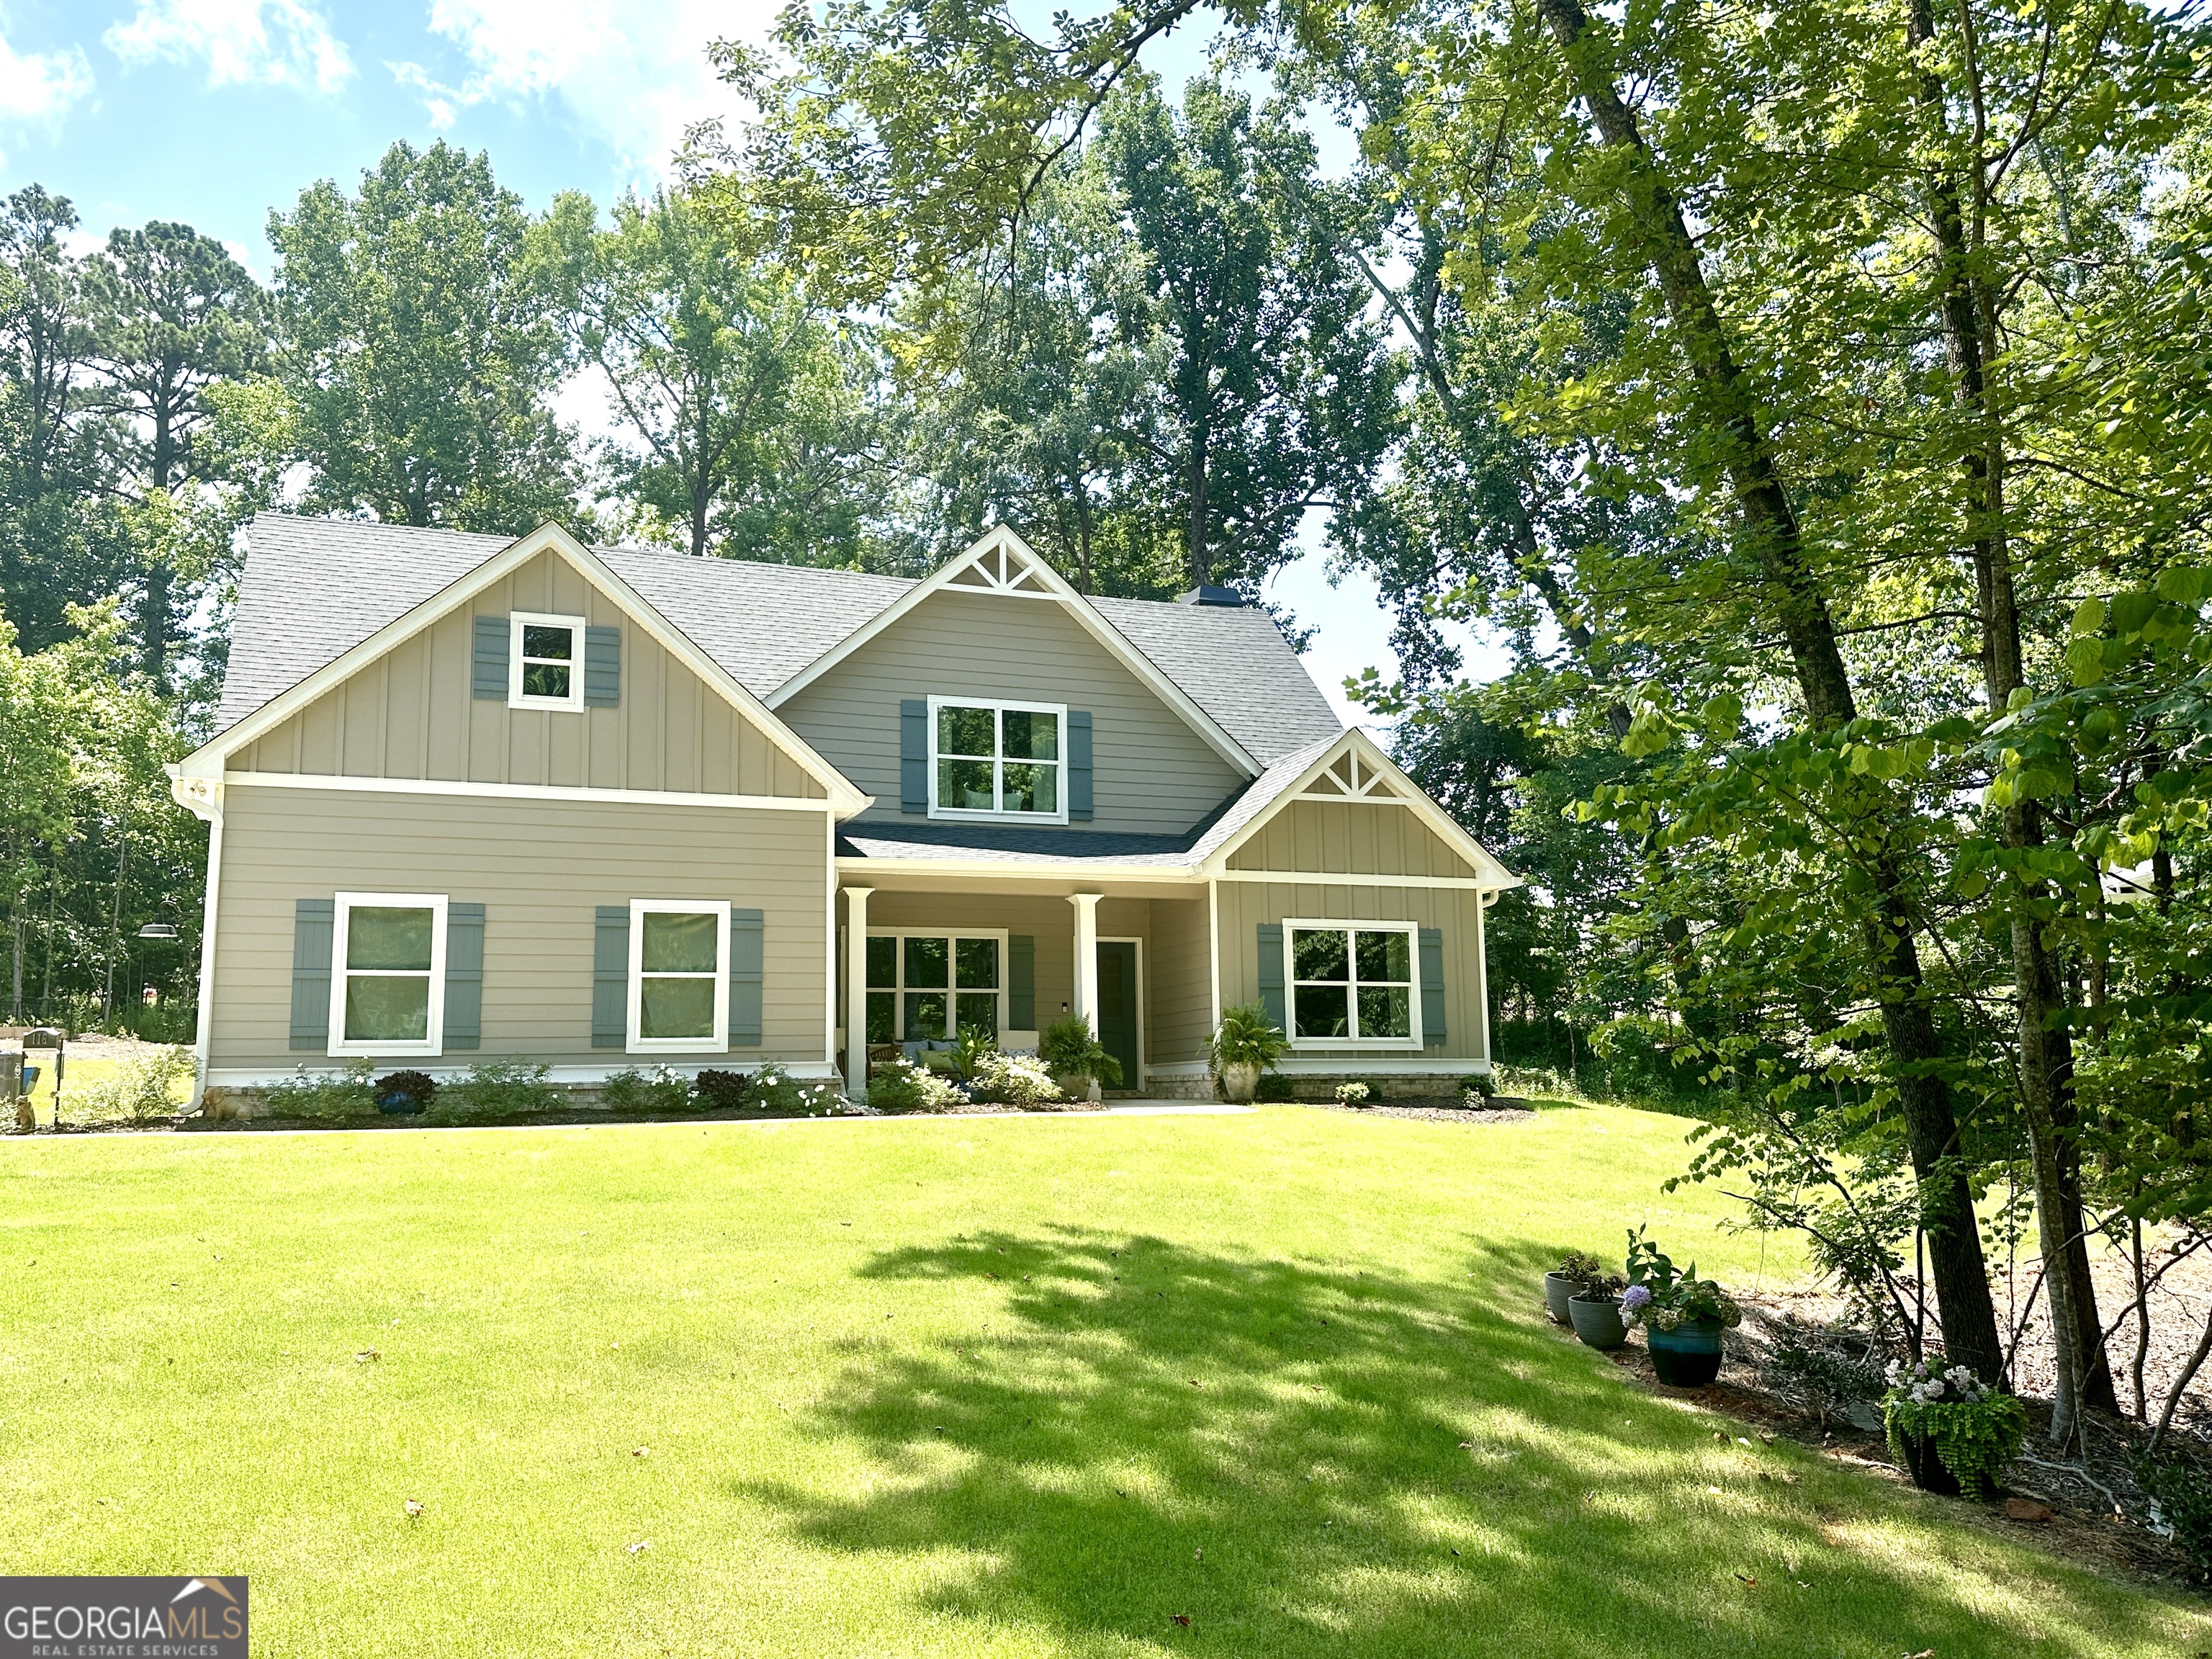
[510,612,588,712]
[1287,922,1419,1046]
[930,697,1064,821]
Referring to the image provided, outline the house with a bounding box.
[168,516,1518,1105]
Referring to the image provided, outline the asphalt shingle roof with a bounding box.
[215,516,1343,768]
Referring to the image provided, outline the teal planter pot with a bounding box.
[1543,1272,1578,1325]
[1646,1319,1725,1388]
[1567,1295,1627,1351]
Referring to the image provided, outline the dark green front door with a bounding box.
[1095,942,1138,1093]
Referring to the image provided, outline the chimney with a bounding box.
[1176,585,1244,608]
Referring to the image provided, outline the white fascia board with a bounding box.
[764,525,1261,776]
[225,771,849,814]
[179,521,871,817]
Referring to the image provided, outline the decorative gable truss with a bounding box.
[938,534,1061,598]
[1295,746,1407,804]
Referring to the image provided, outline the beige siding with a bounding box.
[1214,881,1490,1063]
[1147,894,1213,1067]
[780,588,1246,835]
[856,891,1085,1029]
[210,785,832,1072]
[234,549,824,800]
[1226,799,1480,880]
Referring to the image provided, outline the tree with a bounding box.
[269,141,588,534]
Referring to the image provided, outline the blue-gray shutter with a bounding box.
[900,698,928,813]
[1008,935,1035,1028]
[472,615,508,699]
[289,899,335,1050]
[1067,709,1093,820]
[444,903,485,1050]
[1256,922,1285,1035]
[584,625,620,706]
[1419,927,1447,1046]
[592,907,629,1048]
[729,908,764,1047]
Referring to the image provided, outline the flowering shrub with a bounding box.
[602,1066,693,1115]
[868,1056,964,1113]
[1881,1359,2027,1498]
[1335,1081,1372,1107]
[970,1051,1064,1108]
[1620,1226,1742,1332]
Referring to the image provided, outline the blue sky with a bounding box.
[0,0,1496,726]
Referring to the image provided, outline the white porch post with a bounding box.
[1068,893,1102,1030]
[843,886,873,1098]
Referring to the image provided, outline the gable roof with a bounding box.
[213,516,1340,766]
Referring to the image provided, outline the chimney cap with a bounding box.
[1177,585,1245,608]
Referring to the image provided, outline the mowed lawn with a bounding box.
[1,1105,2202,1658]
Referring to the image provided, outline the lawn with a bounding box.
[1,1103,2201,1657]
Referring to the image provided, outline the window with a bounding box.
[865,932,1004,1042]
[1286,922,1419,1045]
[929,697,1064,821]
[510,611,587,711]
[330,893,447,1056]
[628,899,730,1053]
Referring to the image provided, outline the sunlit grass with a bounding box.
[0,1103,2200,1656]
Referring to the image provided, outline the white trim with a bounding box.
[508,611,588,712]
[824,819,840,1071]
[842,886,873,1097]
[627,899,732,1055]
[926,695,1069,824]
[1205,878,1220,1040]
[224,771,842,814]
[329,892,449,1058]
[1147,1056,1491,1079]
[861,927,1012,1044]
[173,777,224,1108]
[179,521,869,814]
[765,525,1260,776]
[825,857,1503,891]
[207,1059,842,1088]
[1097,933,1144,1091]
[1210,870,1498,891]
[1280,917,1421,1050]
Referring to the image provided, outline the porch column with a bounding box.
[1068,892,1102,1030]
[843,886,873,1099]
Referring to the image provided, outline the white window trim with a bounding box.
[1282,917,1422,1049]
[509,611,588,713]
[627,899,732,1055]
[863,928,1011,1043]
[926,696,1069,824]
[328,892,448,1058]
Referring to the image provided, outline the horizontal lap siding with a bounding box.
[210,786,831,1071]
[781,590,1245,835]
[235,550,823,800]
[1226,800,1480,880]
[860,891,1079,1025]
[1215,881,1489,1064]
[1147,896,1213,1067]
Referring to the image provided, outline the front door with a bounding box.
[1095,941,1138,1093]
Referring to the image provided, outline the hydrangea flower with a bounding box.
[1621,1285,1653,1315]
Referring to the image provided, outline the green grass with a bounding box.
[0,1103,2200,1657]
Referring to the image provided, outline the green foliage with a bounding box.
[1553,1249,1609,1288]
[867,1055,963,1113]
[601,1066,693,1116]
[78,1044,195,1125]
[1040,1014,1122,1084]
[261,1060,376,1123]
[968,1050,1064,1108]
[1208,1002,1287,1071]
[2130,1442,2212,1584]
[432,1061,560,1123]
[1622,1226,1742,1331]
[693,1069,752,1112]
[373,1070,439,1112]
[1883,1368,2028,1501]
[1254,1072,1295,1102]
[1460,1072,1496,1100]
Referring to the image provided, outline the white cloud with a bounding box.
[104,0,353,94]
[390,0,775,175]
[0,18,94,157]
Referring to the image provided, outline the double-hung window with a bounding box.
[628,899,730,1053]
[865,932,1004,1042]
[1286,921,1419,1046]
[330,893,447,1056]
[929,698,1064,821]
[509,611,587,712]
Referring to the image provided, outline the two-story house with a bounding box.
[168,516,1516,1103]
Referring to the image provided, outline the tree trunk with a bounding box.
[1536,0,2005,1384]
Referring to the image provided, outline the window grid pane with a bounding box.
[642,911,719,973]
[348,907,433,971]
[640,976,716,1040]
[345,976,430,1042]
[955,938,999,989]
[904,935,948,988]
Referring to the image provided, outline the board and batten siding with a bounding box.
[1145,894,1213,1068]
[779,588,1246,835]
[1226,799,1481,881]
[209,786,831,1072]
[231,549,824,801]
[1215,881,1491,1063]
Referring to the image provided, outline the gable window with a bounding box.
[1285,921,1419,1046]
[929,698,1064,821]
[628,899,730,1053]
[331,893,447,1056]
[865,932,1004,1042]
[509,611,588,711]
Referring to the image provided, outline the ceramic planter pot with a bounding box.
[1892,1425,1961,1496]
[1218,1061,1261,1103]
[1567,1294,1627,1350]
[1056,1073,1104,1104]
[1646,1318,1726,1388]
[1542,1272,1579,1325]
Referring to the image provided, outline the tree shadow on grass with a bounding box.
[739,1231,2180,1658]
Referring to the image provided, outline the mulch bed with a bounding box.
[1295,1097,1539,1127]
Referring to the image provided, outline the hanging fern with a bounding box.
[1884,1393,2029,1498]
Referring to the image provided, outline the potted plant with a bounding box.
[1619,1227,1742,1387]
[1545,1249,1608,1326]
[1208,1002,1288,1103]
[1881,1359,2026,1498]
[1040,1015,1122,1102]
[1568,1264,1629,1350]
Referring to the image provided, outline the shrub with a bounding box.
[602,1066,692,1115]
[969,1050,1064,1108]
[748,1063,804,1113]
[1254,1073,1295,1102]
[1040,1015,1121,1086]
[261,1060,377,1122]
[868,1056,963,1113]
[693,1069,751,1111]
[81,1046,198,1125]
[374,1070,439,1113]
[2131,1442,2212,1583]
[1759,1338,1886,1427]
[1460,1072,1496,1100]
[1555,1249,1609,1287]
[1335,1080,1372,1108]
[1881,1360,2026,1498]
[1209,1002,1288,1072]
[433,1061,559,1122]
